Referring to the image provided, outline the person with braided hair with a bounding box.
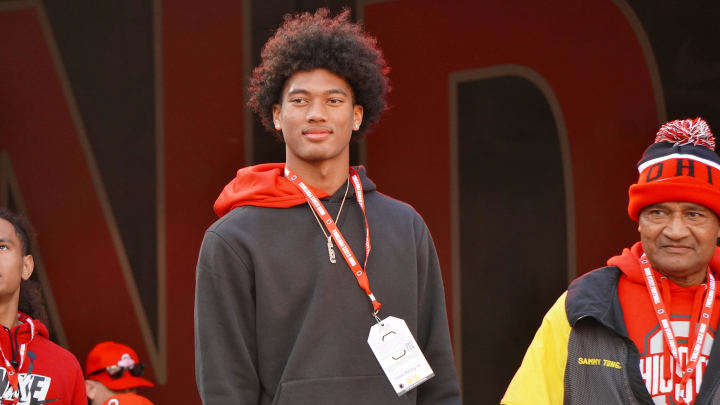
[503,118,720,405]
[0,208,86,404]
[194,8,460,405]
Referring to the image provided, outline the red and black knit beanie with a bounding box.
[628,118,720,221]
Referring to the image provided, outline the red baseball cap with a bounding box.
[103,393,154,405]
[86,341,154,390]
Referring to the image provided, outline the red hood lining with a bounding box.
[213,163,375,217]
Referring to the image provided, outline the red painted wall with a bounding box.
[159,0,245,402]
[0,3,151,383]
[363,0,660,296]
[0,2,245,402]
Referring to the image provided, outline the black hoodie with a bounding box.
[194,165,461,405]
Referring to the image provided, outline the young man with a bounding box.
[0,208,86,404]
[502,118,720,404]
[194,9,460,405]
[85,341,153,405]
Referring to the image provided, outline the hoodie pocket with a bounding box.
[273,374,411,405]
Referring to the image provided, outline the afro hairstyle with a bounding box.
[248,8,390,140]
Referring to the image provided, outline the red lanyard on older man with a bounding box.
[639,253,715,404]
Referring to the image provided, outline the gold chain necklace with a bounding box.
[307,178,350,263]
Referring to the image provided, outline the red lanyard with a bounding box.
[0,314,36,404]
[285,167,381,313]
[639,254,714,402]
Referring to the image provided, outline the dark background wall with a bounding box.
[1,0,719,403]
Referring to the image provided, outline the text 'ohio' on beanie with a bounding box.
[628,118,720,221]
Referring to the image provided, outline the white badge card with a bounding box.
[367,316,434,396]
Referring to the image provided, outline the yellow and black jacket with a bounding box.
[502,266,720,405]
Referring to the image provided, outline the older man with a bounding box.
[503,118,720,405]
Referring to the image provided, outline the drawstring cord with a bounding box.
[688,284,707,356]
[3,327,16,370]
[10,327,20,369]
[661,277,672,382]
[659,276,710,385]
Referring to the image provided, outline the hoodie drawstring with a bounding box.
[659,276,710,385]
[3,327,16,371]
[689,283,707,353]
[660,277,673,382]
[10,327,20,369]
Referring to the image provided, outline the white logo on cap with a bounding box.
[118,353,135,368]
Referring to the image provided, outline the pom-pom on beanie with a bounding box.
[628,118,720,221]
